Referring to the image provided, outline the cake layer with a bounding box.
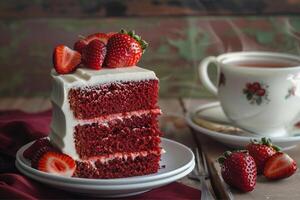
[76,108,161,126]
[75,125,161,159]
[74,153,160,178]
[68,79,159,119]
[75,111,161,138]
[50,107,161,160]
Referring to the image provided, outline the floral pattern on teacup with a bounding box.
[243,82,270,105]
[218,72,226,87]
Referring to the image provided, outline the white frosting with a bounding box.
[51,66,158,89]
[49,66,158,160]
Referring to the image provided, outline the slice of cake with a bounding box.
[50,66,162,178]
[23,30,163,178]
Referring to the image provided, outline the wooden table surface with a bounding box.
[185,99,300,200]
[2,97,300,200]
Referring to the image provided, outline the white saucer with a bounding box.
[16,138,195,197]
[186,102,300,149]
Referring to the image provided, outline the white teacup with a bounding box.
[199,51,300,137]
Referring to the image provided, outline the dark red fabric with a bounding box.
[0,110,200,200]
[0,110,51,157]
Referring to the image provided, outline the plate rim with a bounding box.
[16,137,195,184]
[16,160,195,190]
[185,101,300,142]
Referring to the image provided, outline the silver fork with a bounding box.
[188,148,215,200]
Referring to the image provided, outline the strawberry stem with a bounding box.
[217,156,226,164]
[217,151,231,166]
[224,151,232,158]
[218,150,249,165]
[261,137,281,151]
[250,138,259,144]
[262,137,269,145]
[119,29,148,53]
[272,144,281,152]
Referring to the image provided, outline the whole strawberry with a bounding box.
[105,29,148,68]
[264,152,297,180]
[82,39,107,70]
[218,151,257,192]
[246,137,280,174]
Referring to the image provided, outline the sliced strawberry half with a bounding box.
[53,45,81,74]
[263,152,297,180]
[74,32,109,53]
[31,146,56,169]
[38,152,76,177]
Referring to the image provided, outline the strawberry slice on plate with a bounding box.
[38,151,76,177]
[264,152,297,180]
[53,45,81,74]
[31,146,56,169]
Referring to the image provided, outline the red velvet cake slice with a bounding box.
[49,66,162,178]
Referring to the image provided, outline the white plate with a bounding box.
[186,102,300,149]
[16,161,195,198]
[16,138,195,197]
[16,138,194,185]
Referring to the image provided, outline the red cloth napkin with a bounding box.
[0,110,200,200]
[0,110,51,157]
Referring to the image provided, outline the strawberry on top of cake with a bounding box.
[24,30,163,179]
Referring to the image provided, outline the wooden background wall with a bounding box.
[1,0,300,98]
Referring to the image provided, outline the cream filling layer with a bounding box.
[50,107,162,160]
[82,149,165,165]
[77,108,162,125]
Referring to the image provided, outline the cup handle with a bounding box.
[198,56,219,97]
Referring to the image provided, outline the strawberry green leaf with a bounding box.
[217,156,226,165]
[119,29,148,53]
